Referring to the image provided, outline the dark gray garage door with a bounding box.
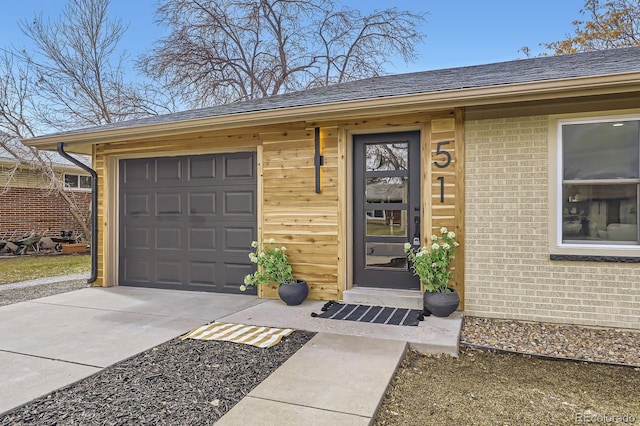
[119,152,257,294]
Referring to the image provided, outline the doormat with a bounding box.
[181,322,295,348]
[311,301,423,326]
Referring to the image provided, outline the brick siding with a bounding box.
[465,116,640,330]
[0,188,90,237]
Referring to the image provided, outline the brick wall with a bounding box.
[0,188,90,237]
[465,116,640,330]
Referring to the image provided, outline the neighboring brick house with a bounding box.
[0,151,91,238]
[24,47,640,331]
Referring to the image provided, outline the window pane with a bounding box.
[365,143,408,171]
[366,210,407,237]
[365,242,407,269]
[563,120,639,180]
[64,174,78,188]
[562,184,637,242]
[79,175,92,189]
[366,177,407,203]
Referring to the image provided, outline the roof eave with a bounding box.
[22,72,640,151]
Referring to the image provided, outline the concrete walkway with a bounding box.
[0,282,462,423]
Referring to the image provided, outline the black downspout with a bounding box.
[57,142,98,284]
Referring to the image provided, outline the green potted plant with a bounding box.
[404,227,460,317]
[240,239,308,305]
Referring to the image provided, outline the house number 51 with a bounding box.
[434,141,451,203]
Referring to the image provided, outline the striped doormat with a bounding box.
[312,302,423,326]
[181,322,295,348]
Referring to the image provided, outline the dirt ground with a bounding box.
[374,347,640,426]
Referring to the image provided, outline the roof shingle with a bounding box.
[34,47,640,138]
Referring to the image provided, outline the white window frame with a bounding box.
[549,110,640,257]
[63,173,92,191]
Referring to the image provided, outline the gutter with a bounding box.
[57,142,98,284]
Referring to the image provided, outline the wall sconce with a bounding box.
[314,127,324,194]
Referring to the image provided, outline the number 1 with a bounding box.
[437,176,444,203]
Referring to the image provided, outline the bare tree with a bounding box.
[139,0,425,108]
[1,0,171,238]
[0,54,93,239]
[15,0,172,129]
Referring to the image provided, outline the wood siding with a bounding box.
[428,109,465,307]
[93,111,464,304]
[259,127,340,300]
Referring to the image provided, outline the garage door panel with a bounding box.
[122,258,152,283]
[224,227,255,253]
[156,261,183,284]
[222,263,257,294]
[123,227,150,249]
[224,154,254,180]
[156,193,182,215]
[122,159,151,185]
[119,152,256,293]
[189,192,216,215]
[189,228,217,251]
[223,191,255,216]
[123,193,150,216]
[189,156,216,180]
[156,157,183,183]
[156,227,183,250]
[189,261,217,286]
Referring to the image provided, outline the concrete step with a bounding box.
[342,287,423,310]
[220,300,461,357]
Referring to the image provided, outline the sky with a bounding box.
[0,0,586,75]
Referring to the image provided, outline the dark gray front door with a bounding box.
[353,132,421,290]
[119,152,257,294]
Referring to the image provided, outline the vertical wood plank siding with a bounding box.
[94,143,107,287]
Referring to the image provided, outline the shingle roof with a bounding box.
[35,47,640,138]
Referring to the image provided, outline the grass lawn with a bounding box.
[0,254,90,285]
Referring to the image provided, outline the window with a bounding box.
[64,173,92,190]
[559,117,640,246]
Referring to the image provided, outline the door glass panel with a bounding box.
[366,143,408,171]
[365,242,408,269]
[366,177,407,203]
[366,210,407,236]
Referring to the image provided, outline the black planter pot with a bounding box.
[277,279,309,306]
[423,288,460,317]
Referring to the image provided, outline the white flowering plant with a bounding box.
[404,227,460,293]
[240,239,295,291]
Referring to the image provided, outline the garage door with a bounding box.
[118,152,257,294]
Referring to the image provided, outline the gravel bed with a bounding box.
[461,316,640,367]
[0,279,89,307]
[0,332,315,425]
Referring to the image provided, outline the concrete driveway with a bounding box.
[0,286,262,415]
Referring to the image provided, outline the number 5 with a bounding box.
[434,141,451,169]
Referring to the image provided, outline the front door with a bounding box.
[353,132,421,290]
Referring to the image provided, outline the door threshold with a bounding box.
[343,287,422,310]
